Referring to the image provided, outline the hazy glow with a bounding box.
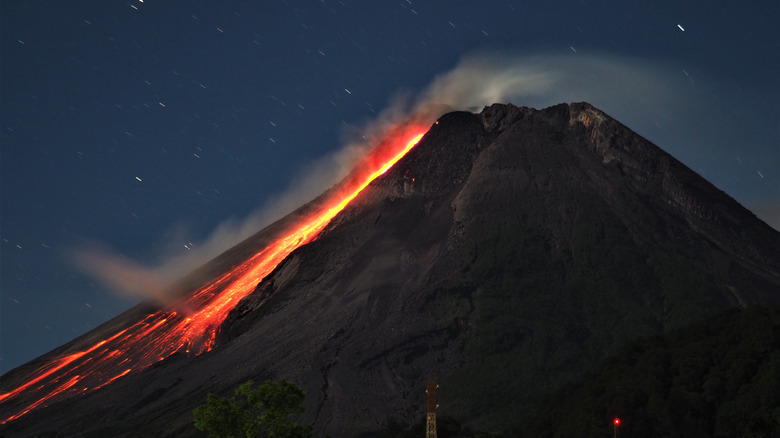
[1,131,425,424]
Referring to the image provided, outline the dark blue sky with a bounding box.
[1,0,778,373]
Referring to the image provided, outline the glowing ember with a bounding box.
[0,129,426,424]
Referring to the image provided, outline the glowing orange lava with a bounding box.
[0,128,426,424]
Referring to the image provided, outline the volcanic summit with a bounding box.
[2,103,779,437]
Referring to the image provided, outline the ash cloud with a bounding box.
[72,244,178,307]
[748,202,780,231]
[412,51,688,130]
[74,51,694,304]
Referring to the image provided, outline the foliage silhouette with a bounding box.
[193,379,312,438]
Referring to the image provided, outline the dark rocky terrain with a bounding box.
[517,306,780,438]
[2,102,779,437]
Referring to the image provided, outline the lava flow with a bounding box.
[0,127,426,424]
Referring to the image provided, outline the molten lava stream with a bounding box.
[0,128,426,424]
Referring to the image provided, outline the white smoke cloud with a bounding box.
[413,51,687,130]
[74,51,692,303]
[72,244,176,306]
[747,202,780,231]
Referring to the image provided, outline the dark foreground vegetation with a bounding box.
[372,307,779,438]
[196,307,778,438]
[193,379,312,438]
[513,306,780,438]
[371,415,502,438]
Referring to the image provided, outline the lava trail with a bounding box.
[0,128,426,424]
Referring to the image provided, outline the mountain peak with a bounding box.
[3,103,778,437]
[473,103,778,282]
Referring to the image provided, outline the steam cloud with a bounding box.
[74,52,691,303]
[72,245,176,306]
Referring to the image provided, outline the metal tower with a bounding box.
[425,381,438,438]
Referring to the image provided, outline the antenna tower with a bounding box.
[425,381,438,438]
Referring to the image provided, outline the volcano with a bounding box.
[2,103,779,437]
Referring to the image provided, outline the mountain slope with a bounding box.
[3,102,779,437]
[517,306,780,438]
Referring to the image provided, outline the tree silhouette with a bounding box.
[193,379,312,438]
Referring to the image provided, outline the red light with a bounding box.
[614,418,621,425]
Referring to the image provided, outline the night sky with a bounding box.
[1,1,778,374]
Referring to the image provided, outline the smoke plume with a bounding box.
[74,51,688,304]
